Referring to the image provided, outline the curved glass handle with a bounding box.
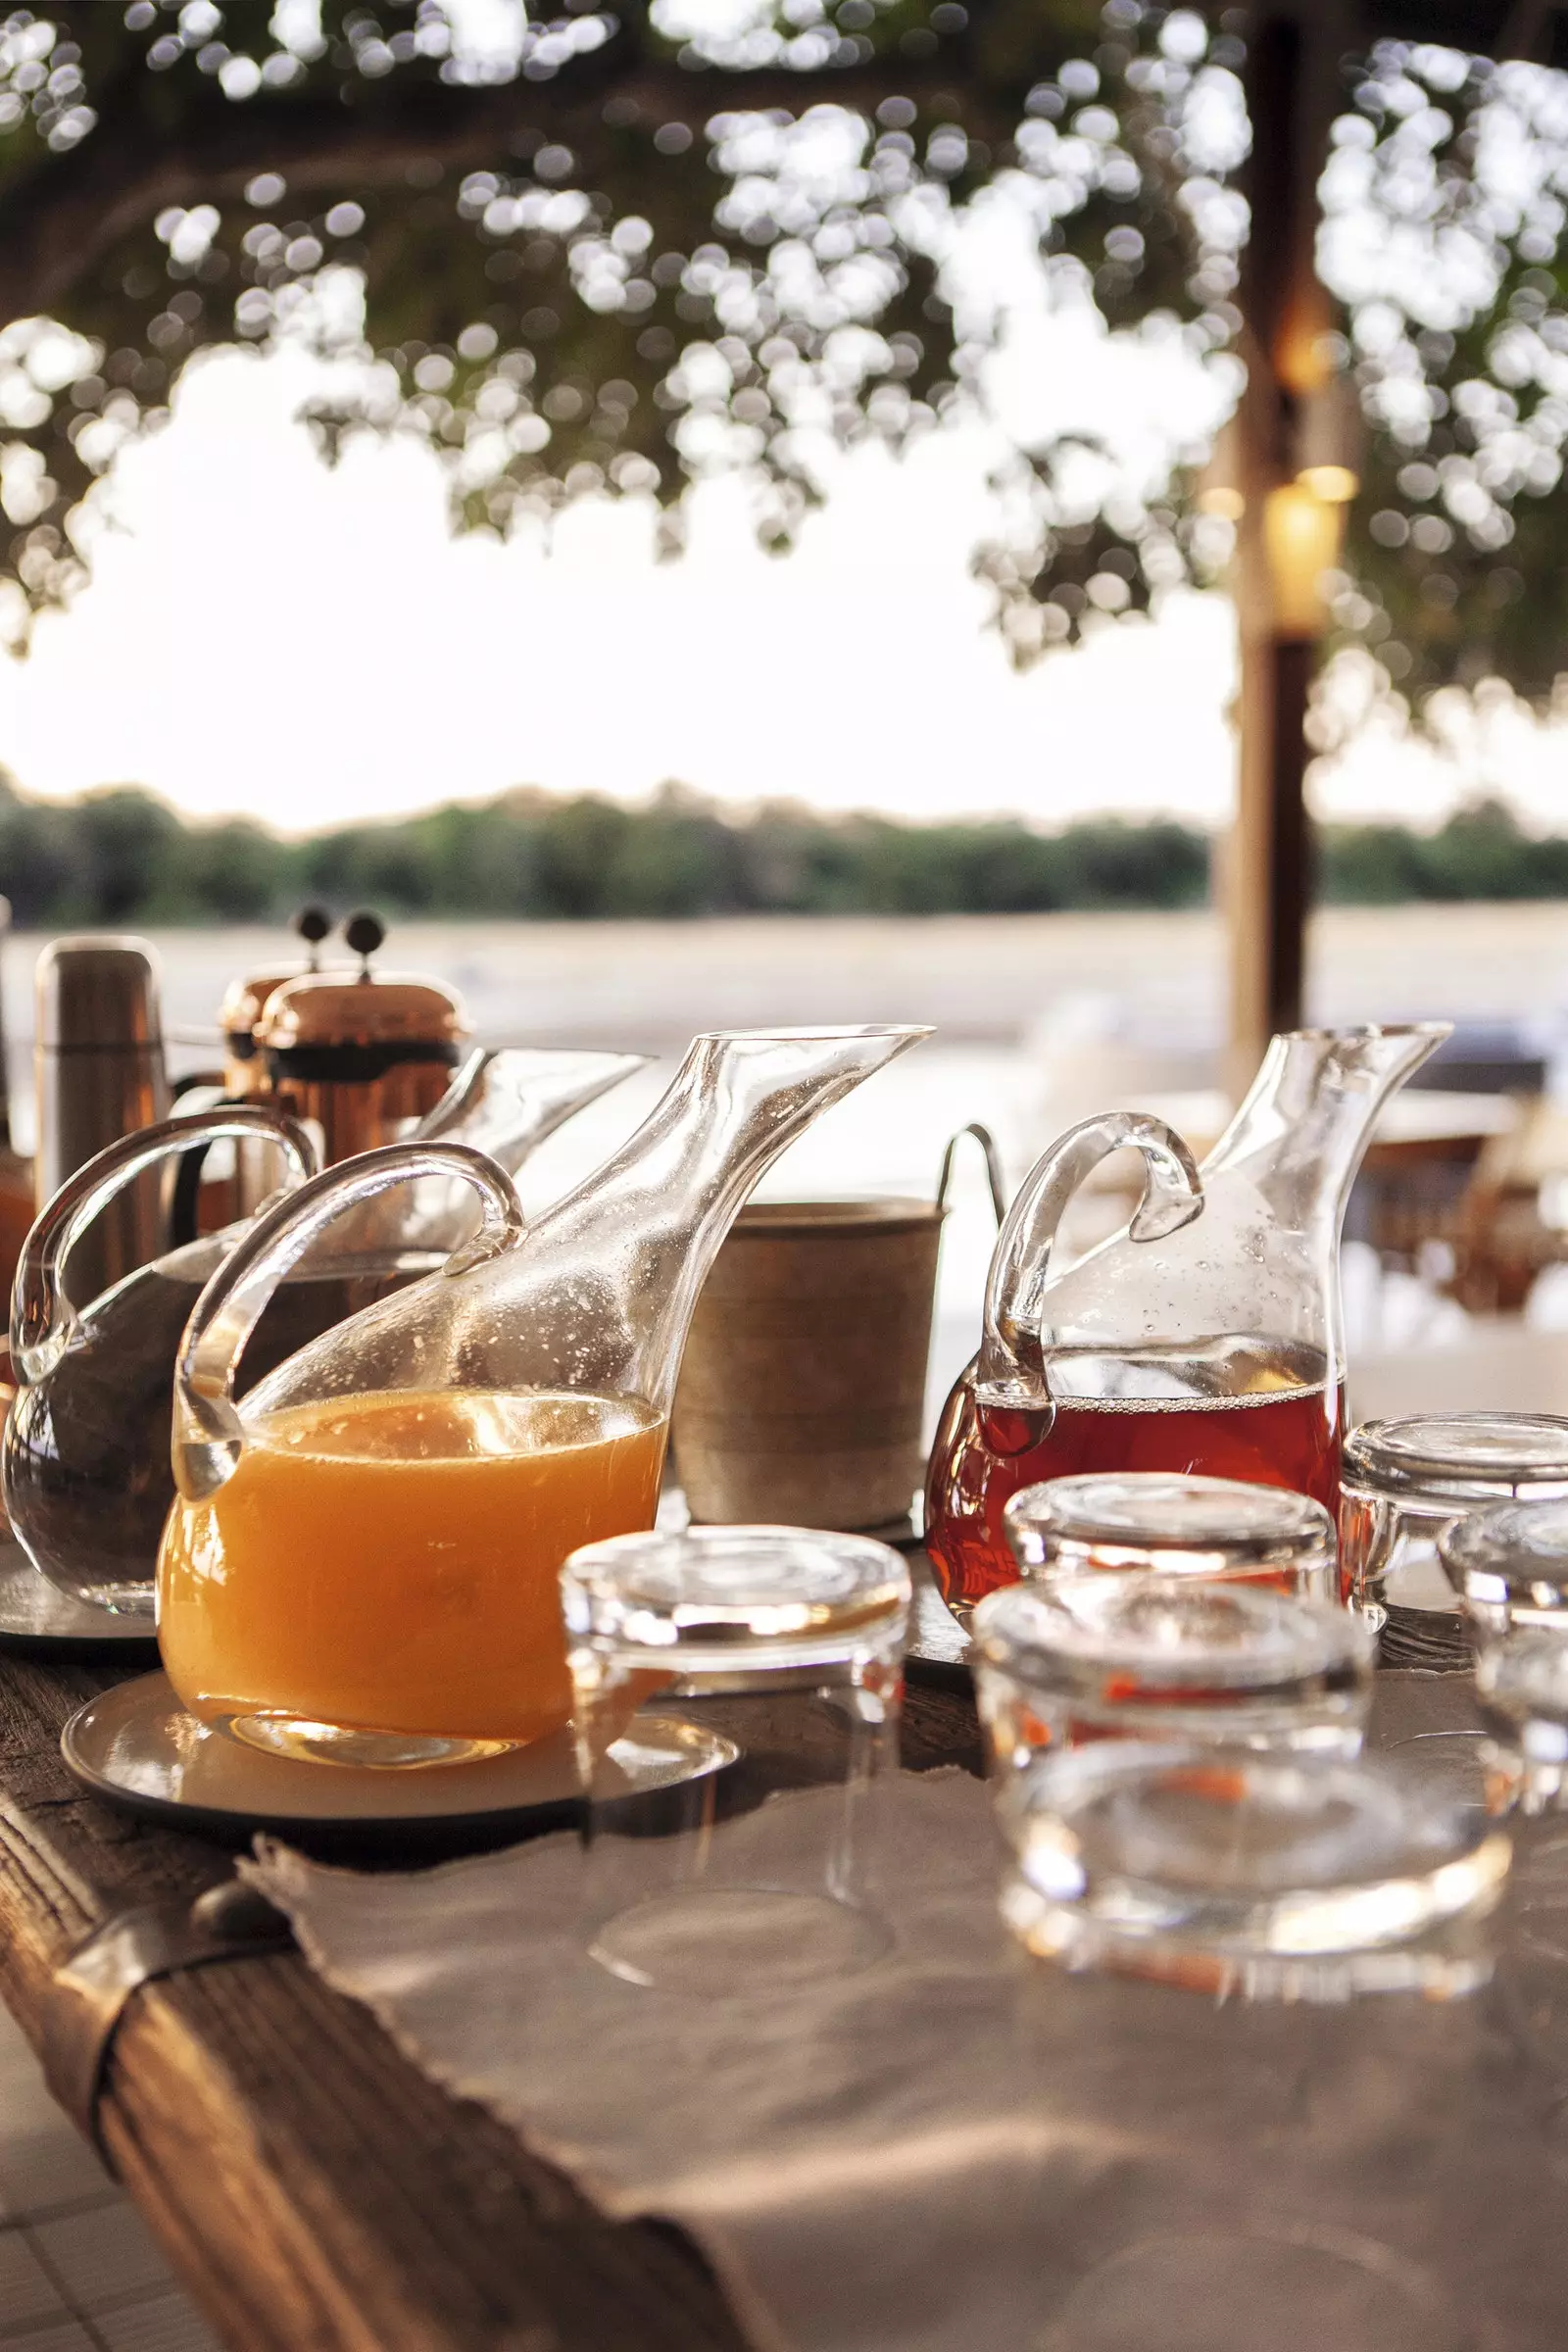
[172,1141,526,1503]
[10,1106,319,1386]
[974,1111,1203,1410]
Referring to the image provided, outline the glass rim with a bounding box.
[1479,1629,1568,1712]
[971,1571,1373,1688]
[1276,1021,1450,1046]
[997,1740,1510,1996]
[1476,1618,1568,1693]
[731,1197,944,1234]
[1439,1496,1568,1597]
[1002,1740,1506,1908]
[560,1522,911,1653]
[1343,1413,1568,1510]
[699,1023,931,1043]
[1003,1471,1335,1570]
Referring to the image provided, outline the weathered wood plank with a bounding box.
[0,1647,982,2352]
[105,1966,751,2352]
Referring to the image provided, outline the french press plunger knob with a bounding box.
[343,911,385,974]
[294,904,332,965]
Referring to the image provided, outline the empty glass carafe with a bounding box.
[158,1026,927,1766]
[4,1047,642,1614]
[925,1026,1446,1621]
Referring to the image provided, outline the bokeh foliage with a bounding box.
[1320,40,1568,704]
[0,0,1250,662]
[2,5,1568,705]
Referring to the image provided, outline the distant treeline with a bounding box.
[1319,798,1568,904]
[0,777,1564,926]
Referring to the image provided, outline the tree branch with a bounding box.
[0,45,1022,327]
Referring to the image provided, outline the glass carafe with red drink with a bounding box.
[925,1025,1447,1622]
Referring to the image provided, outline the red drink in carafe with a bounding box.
[924,1335,1343,1620]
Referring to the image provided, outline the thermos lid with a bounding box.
[256,915,467,1055]
[35,937,164,1051]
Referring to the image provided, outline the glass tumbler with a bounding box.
[971,1574,1375,1779]
[1341,1414,1568,1632]
[1440,1499,1568,1813]
[1003,1472,1337,1603]
[997,1741,1511,2000]
[562,1523,910,1993]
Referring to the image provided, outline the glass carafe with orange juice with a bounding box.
[6,1047,644,1618]
[925,1026,1448,1624]
[159,1026,928,1766]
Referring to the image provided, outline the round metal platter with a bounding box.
[62,1672,739,1841]
[0,1540,160,1656]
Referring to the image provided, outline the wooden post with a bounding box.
[1226,2,1349,1095]
[1228,634,1311,1072]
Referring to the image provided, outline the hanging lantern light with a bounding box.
[1262,478,1346,638]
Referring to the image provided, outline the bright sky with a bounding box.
[0,321,1561,836]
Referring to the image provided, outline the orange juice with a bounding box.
[156,1388,666,1760]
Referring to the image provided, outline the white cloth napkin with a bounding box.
[248,1743,1568,2352]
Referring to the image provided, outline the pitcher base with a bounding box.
[221,1711,516,1769]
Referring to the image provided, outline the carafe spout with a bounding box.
[523,1026,931,1414]
[222,1026,929,1438]
[1202,1024,1450,1232]
[416,1047,649,1170]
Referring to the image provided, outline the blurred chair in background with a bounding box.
[1450,1101,1568,1315]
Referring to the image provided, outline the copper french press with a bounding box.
[202,910,470,1223]
[250,911,469,1169]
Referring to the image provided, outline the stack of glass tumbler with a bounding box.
[964,1408,1568,2000]
[970,1468,1510,1999]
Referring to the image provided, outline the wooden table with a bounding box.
[0,1639,983,2352]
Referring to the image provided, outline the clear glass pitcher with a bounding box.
[925,1025,1447,1622]
[4,1047,642,1615]
[159,1026,926,1766]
